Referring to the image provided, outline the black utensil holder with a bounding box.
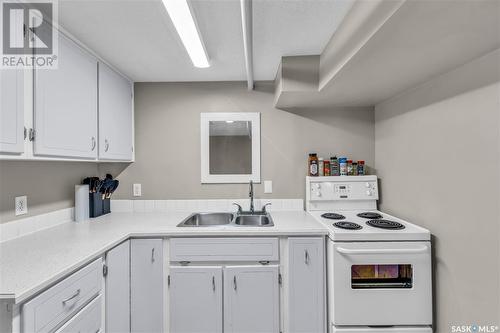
[89,193,111,218]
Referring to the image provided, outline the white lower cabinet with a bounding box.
[288,237,326,333]
[169,266,223,333]
[105,240,130,333]
[55,295,102,333]
[224,265,280,333]
[131,239,164,333]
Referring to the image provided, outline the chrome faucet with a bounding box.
[249,180,254,214]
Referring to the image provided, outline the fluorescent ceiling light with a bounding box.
[162,0,210,68]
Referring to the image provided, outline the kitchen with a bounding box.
[0,0,499,333]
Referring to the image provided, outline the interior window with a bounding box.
[351,264,413,289]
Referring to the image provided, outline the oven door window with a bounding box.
[351,264,413,289]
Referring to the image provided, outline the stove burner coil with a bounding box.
[366,219,405,230]
[321,213,346,220]
[333,221,362,230]
[357,212,383,219]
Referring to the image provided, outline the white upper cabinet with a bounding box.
[0,69,24,154]
[98,63,134,161]
[224,265,280,333]
[34,33,98,159]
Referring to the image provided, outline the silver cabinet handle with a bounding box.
[91,137,96,151]
[212,276,215,292]
[305,250,310,265]
[151,248,155,262]
[104,139,109,152]
[62,289,80,305]
[233,276,237,291]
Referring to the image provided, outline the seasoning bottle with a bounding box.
[347,160,353,175]
[357,161,365,175]
[330,156,339,176]
[308,153,319,176]
[324,159,331,176]
[352,162,358,176]
[318,158,324,176]
[339,157,348,176]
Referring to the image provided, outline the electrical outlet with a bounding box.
[15,196,28,216]
[133,184,142,197]
[264,180,273,194]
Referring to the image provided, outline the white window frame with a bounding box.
[200,112,261,184]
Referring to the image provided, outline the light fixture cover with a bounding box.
[162,0,210,68]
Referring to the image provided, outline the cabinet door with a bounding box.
[131,239,163,333]
[288,237,326,333]
[106,240,130,333]
[0,69,24,154]
[98,63,133,161]
[34,33,97,159]
[224,265,280,333]
[169,266,222,333]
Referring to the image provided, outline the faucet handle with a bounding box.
[261,202,272,213]
[232,203,243,214]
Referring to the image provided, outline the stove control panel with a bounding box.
[308,177,379,201]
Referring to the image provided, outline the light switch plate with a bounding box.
[264,180,273,194]
[15,196,28,216]
[133,184,142,197]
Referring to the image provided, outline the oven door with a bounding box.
[329,241,432,326]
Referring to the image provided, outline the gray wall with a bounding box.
[374,50,500,331]
[108,81,374,201]
[0,161,99,223]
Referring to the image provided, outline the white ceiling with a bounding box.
[58,0,354,82]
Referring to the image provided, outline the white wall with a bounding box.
[375,50,500,331]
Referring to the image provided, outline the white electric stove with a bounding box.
[306,176,433,333]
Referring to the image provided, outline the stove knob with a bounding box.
[366,190,372,196]
[365,182,371,188]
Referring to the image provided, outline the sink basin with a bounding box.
[234,214,274,227]
[177,212,233,227]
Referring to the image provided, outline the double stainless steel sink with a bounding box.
[177,212,274,227]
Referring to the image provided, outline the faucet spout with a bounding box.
[249,180,254,214]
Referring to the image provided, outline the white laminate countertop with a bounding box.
[0,211,327,304]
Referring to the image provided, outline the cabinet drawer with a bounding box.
[22,258,103,333]
[170,238,279,262]
[55,295,102,333]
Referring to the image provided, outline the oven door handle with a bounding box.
[336,246,428,255]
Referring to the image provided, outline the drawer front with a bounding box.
[22,258,103,333]
[55,295,102,333]
[170,238,279,262]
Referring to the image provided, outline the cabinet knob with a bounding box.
[91,137,96,151]
[233,276,237,290]
[304,250,310,265]
[104,139,109,152]
[212,276,216,292]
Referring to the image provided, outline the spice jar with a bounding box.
[339,157,347,176]
[318,158,324,176]
[308,153,319,176]
[352,162,358,176]
[357,161,365,175]
[347,160,353,175]
[324,160,331,176]
[330,156,339,176]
